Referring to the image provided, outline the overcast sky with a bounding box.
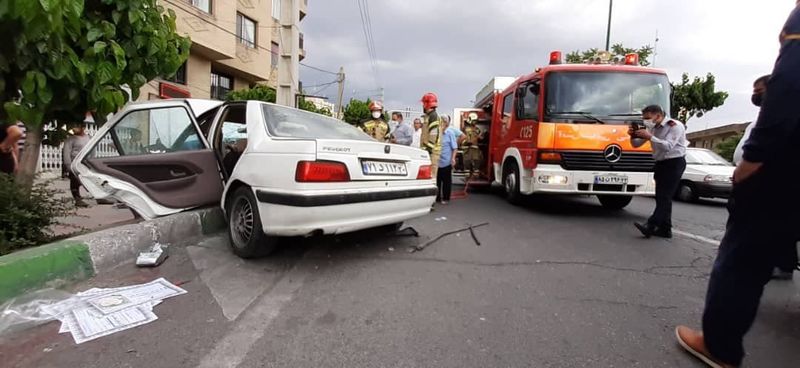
[299,0,796,132]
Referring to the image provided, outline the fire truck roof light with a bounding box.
[625,53,639,65]
[549,51,562,65]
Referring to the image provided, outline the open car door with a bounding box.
[73,100,225,220]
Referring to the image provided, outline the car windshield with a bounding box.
[545,71,671,122]
[686,149,732,166]
[261,104,372,141]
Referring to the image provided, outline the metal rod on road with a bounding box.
[408,222,489,253]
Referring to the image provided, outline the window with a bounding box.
[519,83,540,120]
[166,62,187,85]
[92,107,204,157]
[261,103,371,141]
[272,0,281,19]
[271,42,279,68]
[190,0,211,13]
[210,71,233,100]
[502,93,514,119]
[236,13,256,48]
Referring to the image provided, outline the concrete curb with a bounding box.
[0,207,225,303]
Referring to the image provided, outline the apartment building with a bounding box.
[139,0,307,101]
[687,122,750,150]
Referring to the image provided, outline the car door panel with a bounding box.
[85,150,222,209]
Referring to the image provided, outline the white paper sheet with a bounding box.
[85,278,186,315]
[64,303,158,344]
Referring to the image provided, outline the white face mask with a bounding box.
[372,111,381,119]
[642,119,656,129]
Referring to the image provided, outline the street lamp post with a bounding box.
[605,0,613,51]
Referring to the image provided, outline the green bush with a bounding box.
[0,174,75,255]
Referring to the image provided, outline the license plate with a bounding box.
[594,174,628,185]
[361,160,408,176]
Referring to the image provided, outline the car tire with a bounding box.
[676,182,699,202]
[503,161,523,205]
[227,186,278,259]
[597,195,633,210]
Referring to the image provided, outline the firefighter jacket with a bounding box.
[463,124,482,149]
[421,110,442,154]
[362,119,390,141]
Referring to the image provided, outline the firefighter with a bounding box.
[420,92,442,178]
[361,101,390,142]
[462,112,484,180]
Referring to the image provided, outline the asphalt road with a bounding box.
[3,191,799,368]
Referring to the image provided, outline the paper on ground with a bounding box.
[85,278,185,315]
[63,303,159,344]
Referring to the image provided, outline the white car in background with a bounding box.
[676,148,734,202]
[73,99,437,258]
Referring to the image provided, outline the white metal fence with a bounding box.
[36,123,118,173]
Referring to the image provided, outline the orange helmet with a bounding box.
[421,92,438,110]
[368,101,383,111]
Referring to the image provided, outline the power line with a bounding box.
[356,0,380,89]
[303,80,339,89]
[299,62,339,75]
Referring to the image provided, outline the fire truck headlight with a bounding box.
[538,175,568,185]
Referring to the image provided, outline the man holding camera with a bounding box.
[630,104,688,239]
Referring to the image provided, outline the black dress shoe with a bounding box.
[653,228,673,239]
[634,222,654,238]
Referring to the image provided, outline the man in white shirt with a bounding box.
[411,118,423,148]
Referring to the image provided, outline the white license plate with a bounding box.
[594,174,628,185]
[362,160,408,176]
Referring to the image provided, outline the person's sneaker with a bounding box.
[440,201,449,205]
[74,199,90,208]
[771,267,794,280]
[634,222,653,238]
[675,326,737,368]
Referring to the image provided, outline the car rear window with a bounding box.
[261,104,372,141]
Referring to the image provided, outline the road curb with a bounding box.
[0,207,225,303]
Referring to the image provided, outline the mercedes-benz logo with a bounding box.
[384,145,391,154]
[604,145,622,163]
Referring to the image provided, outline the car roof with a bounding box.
[124,98,224,117]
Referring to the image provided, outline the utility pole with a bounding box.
[605,0,613,51]
[276,0,300,107]
[652,29,660,66]
[380,87,384,103]
[336,66,346,119]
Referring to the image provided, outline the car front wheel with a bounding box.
[227,186,278,259]
[676,182,699,202]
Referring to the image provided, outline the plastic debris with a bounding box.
[136,243,169,267]
[435,217,448,221]
[388,247,395,252]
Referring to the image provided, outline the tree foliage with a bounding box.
[670,73,729,125]
[566,44,654,66]
[342,98,373,125]
[1,0,190,189]
[713,133,742,162]
[227,85,332,117]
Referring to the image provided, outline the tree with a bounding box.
[714,133,742,162]
[342,98,372,126]
[1,0,190,189]
[566,44,654,66]
[227,85,332,117]
[670,73,729,125]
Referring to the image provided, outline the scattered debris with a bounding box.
[479,317,486,321]
[407,223,489,253]
[136,243,169,267]
[468,225,482,246]
[394,226,420,237]
[388,247,395,252]
[435,217,448,221]
[43,347,53,353]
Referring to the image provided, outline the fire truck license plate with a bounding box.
[594,174,628,185]
[362,160,408,176]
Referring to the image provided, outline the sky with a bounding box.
[298,0,796,132]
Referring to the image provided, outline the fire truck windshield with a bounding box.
[545,71,671,123]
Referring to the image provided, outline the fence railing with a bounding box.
[36,123,115,173]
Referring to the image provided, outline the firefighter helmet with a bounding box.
[368,101,383,111]
[468,112,479,122]
[421,92,438,110]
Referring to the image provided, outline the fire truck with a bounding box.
[457,51,670,209]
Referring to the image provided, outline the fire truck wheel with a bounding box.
[597,195,633,210]
[503,161,523,205]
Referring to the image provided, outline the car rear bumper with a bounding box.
[694,181,732,199]
[254,186,437,236]
[526,165,655,195]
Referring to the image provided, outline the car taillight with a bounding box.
[538,151,562,164]
[417,165,432,179]
[295,161,350,182]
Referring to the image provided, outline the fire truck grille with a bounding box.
[560,151,655,172]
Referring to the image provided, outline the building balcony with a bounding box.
[300,0,307,21]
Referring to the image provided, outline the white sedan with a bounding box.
[73,99,437,258]
[676,148,734,202]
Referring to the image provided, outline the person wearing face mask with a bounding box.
[629,104,688,239]
[733,75,770,165]
[361,101,390,142]
[675,4,800,367]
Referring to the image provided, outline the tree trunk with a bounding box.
[16,126,43,191]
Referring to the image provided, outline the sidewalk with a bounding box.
[46,177,138,238]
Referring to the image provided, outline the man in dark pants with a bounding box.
[676,4,800,367]
[630,105,688,239]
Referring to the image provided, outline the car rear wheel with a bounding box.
[227,186,278,259]
[597,195,633,210]
[676,182,699,202]
[503,162,523,205]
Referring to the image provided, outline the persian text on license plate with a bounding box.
[362,160,408,176]
[594,174,628,185]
